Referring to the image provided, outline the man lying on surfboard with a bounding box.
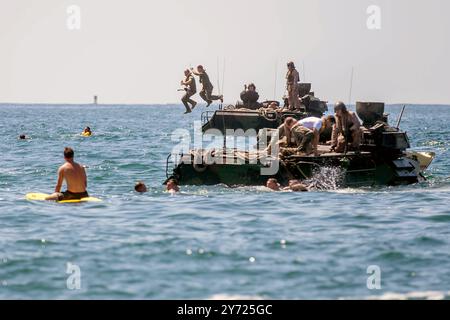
[45,147,89,201]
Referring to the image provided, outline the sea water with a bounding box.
[0,104,449,299]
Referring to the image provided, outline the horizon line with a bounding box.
[1,101,449,107]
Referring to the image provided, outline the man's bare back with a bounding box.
[46,147,88,201]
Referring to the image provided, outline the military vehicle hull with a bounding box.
[166,147,424,188]
[201,105,326,134]
[166,91,434,188]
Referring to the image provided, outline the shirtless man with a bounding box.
[283,180,309,192]
[166,179,180,193]
[266,178,281,191]
[45,147,89,201]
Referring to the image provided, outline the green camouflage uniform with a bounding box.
[291,124,314,152]
[198,72,221,104]
[181,75,197,111]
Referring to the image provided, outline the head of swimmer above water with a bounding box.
[166,179,180,192]
[83,127,91,133]
[266,178,280,191]
[134,181,147,193]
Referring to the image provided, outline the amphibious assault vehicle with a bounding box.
[165,83,434,188]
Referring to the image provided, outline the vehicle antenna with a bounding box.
[221,58,226,97]
[396,105,407,129]
[348,66,354,106]
[217,56,221,96]
[273,61,278,100]
[302,60,306,81]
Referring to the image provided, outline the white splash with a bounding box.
[306,166,346,191]
[365,291,450,300]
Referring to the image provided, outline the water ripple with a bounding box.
[0,104,449,299]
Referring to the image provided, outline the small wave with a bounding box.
[331,188,370,194]
[424,215,450,223]
[376,251,407,261]
[366,291,450,300]
[414,236,446,246]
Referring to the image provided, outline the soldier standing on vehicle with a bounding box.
[286,61,300,110]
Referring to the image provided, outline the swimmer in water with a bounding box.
[82,127,92,136]
[134,181,148,193]
[283,179,309,192]
[266,178,281,191]
[19,134,27,140]
[166,179,180,193]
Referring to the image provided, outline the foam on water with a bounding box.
[365,291,450,300]
[209,294,265,300]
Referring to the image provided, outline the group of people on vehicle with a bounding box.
[179,61,304,113]
[42,60,362,201]
[263,100,362,192]
[272,101,362,156]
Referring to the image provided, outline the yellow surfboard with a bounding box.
[26,193,102,203]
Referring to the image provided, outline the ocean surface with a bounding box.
[0,103,449,300]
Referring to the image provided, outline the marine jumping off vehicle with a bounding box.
[165,83,435,188]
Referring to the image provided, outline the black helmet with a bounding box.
[334,101,347,113]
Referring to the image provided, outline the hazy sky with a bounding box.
[1,0,449,104]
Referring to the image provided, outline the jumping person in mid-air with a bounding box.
[190,65,223,107]
[180,69,197,114]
